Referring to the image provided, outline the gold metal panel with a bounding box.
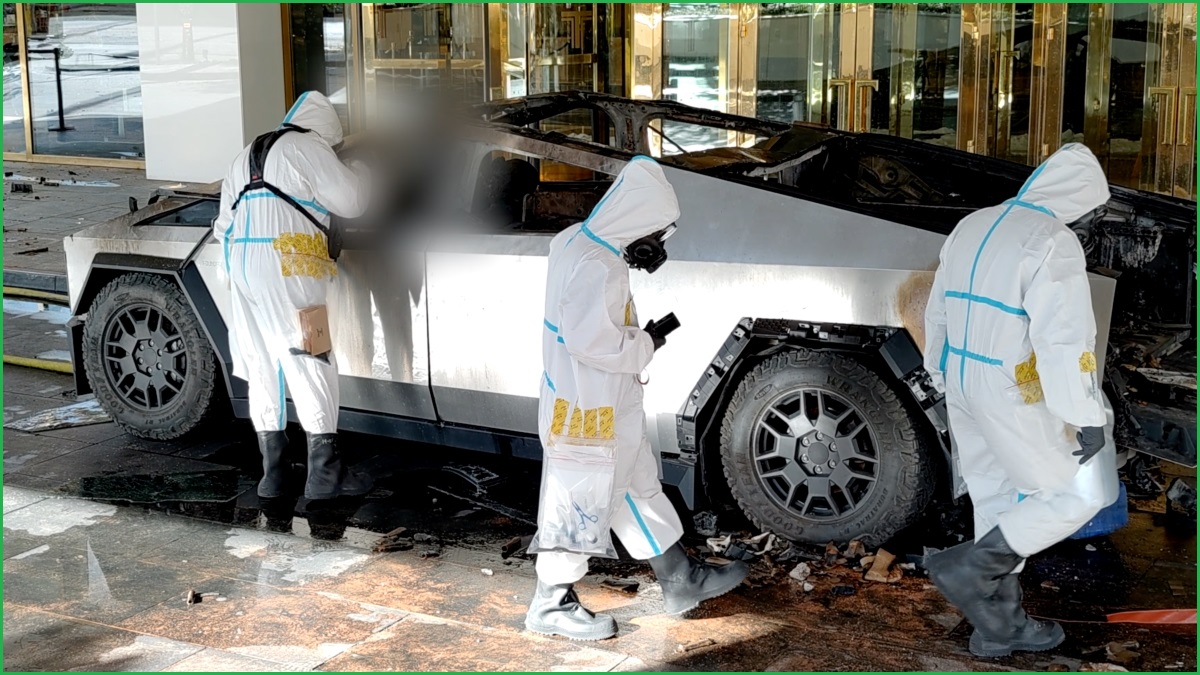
[1082,3,1113,169]
[1171,3,1196,198]
[994,4,1017,161]
[16,1,33,153]
[629,3,662,100]
[891,3,918,138]
[957,4,984,152]
[486,4,507,100]
[1028,4,1068,164]
[806,3,835,126]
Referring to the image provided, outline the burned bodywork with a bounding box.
[63,92,1195,546]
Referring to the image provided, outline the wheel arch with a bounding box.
[675,318,952,513]
[68,253,238,404]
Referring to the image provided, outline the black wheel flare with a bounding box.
[101,303,188,412]
[751,387,880,520]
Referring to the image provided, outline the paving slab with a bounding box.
[118,579,405,670]
[2,604,202,672]
[318,614,628,672]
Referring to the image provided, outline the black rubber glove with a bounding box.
[1073,426,1105,465]
[644,320,666,351]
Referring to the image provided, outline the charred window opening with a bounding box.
[473,150,611,234]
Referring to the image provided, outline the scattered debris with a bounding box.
[1080,664,1128,672]
[788,562,811,583]
[1105,641,1140,665]
[693,511,719,537]
[864,549,902,583]
[601,578,639,594]
[844,539,868,559]
[708,531,777,561]
[16,247,48,256]
[802,581,814,593]
[372,526,414,553]
[1041,580,1061,591]
[1047,663,1071,672]
[480,568,493,576]
[453,508,479,518]
[707,534,732,555]
[824,541,840,565]
[675,638,716,654]
[10,182,32,193]
[418,550,439,560]
[830,585,856,597]
[1086,544,1098,552]
[500,534,534,559]
[1166,479,1196,519]
[858,555,875,570]
[4,400,111,432]
[413,533,438,544]
[185,589,197,606]
[4,173,119,188]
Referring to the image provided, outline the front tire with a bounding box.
[83,273,221,440]
[719,349,933,547]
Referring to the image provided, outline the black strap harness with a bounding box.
[230,123,329,235]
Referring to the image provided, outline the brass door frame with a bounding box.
[1082,3,1113,169]
[2,3,144,169]
[1141,2,1197,198]
[1027,3,1068,164]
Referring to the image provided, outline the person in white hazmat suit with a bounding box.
[526,157,748,641]
[923,143,1114,657]
[213,91,372,500]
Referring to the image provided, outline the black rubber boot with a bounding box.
[256,431,288,498]
[925,527,1024,642]
[647,542,749,615]
[303,433,373,500]
[969,574,1065,657]
[524,580,617,641]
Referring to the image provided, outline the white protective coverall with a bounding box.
[535,156,685,585]
[924,143,1114,558]
[213,91,370,435]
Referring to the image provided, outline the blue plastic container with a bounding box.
[1069,481,1129,540]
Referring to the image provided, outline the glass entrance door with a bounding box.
[1140,2,1196,198]
[755,3,961,144]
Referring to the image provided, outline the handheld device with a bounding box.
[649,312,681,339]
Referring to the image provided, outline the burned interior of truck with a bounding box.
[473,92,1196,469]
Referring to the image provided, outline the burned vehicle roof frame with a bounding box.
[61,93,1196,547]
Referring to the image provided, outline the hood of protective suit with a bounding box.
[584,156,681,247]
[282,91,343,148]
[1016,143,1111,223]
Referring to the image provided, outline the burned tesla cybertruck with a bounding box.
[62,92,1196,546]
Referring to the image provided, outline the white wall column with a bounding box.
[136,3,285,182]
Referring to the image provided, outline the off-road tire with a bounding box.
[719,349,934,547]
[83,273,221,440]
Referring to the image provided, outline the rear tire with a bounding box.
[83,273,221,440]
[719,349,933,546]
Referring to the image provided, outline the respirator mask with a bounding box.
[624,224,677,274]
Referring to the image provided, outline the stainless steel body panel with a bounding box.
[63,111,1120,462]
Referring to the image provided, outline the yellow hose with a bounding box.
[2,286,69,305]
[2,354,73,374]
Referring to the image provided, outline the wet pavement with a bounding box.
[3,360,1196,672]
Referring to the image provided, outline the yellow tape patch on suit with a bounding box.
[1079,351,1097,374]
[624,300,633,327]
[274,233,337,280]
[583,409,598,438]
[568,406,583,437]
[551,398,569,435]
[1014,353,1044,404]
[598,407,615,440]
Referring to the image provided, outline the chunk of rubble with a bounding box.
[844,539,868,559]
[788,562,811,583]
[1080,664,1129,672]
[864,549,902,583]
[824,541,841,565]
[1104,641,1140,665]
